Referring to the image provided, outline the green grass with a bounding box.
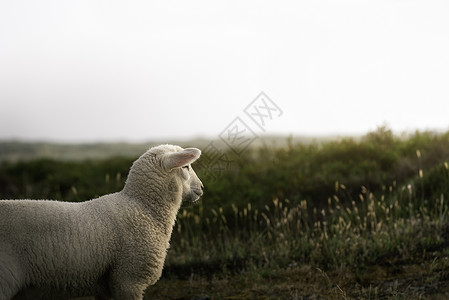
[167,164,449,273]
[1,127,449,298]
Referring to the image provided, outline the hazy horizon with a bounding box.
[2,1,448,143]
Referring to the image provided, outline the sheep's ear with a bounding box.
[164,148,201,170]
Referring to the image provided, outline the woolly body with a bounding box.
[0,145,203,300]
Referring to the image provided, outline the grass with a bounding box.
[159,169,449,298]
[1,127,449,298]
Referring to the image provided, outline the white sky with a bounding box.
[1,0,448,142]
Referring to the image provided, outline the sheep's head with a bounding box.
[124,144,203,204]
[161,145,204,203]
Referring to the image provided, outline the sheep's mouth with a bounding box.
[181,190,203,208]
[190,189,203,203]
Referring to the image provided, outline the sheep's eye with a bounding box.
[182,165,189,170]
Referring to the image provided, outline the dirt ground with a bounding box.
[147,260,449,300]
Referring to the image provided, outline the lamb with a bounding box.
[0,144,204,300]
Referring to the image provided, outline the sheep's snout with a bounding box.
[186,178,203,203]
[191,185,203,200]
[183,169,203,203]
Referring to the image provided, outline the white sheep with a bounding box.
[0,144,203,300]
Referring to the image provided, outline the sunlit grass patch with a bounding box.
[167,164,449,277]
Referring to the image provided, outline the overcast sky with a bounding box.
[1,0,448,142]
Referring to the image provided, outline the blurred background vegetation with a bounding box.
[1,126,449,298]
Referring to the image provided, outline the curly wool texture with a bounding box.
[0,144,203,300]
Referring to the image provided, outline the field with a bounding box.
[1,127,449,299]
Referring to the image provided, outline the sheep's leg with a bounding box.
[0,252,25,300]
[0,281,19,300]
[110,282,146,300]
[108,270,146,300]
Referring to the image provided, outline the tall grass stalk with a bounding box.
[167,167,449,276]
